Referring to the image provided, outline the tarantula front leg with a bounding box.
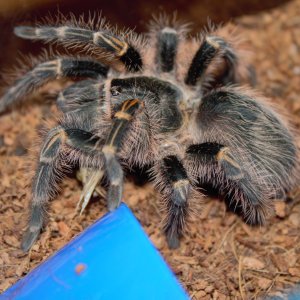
[22,125,103,251]
[157,155,191,249]
[22,126,67,251]
[57,79,102,114]
[102,98,143,210]
[75,95,143,214]
[56,79,107,213]
[0,57,108,113]
[15,22,143,72]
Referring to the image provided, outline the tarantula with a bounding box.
[0,14,298,252]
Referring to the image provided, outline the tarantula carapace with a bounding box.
[1,15,298,251]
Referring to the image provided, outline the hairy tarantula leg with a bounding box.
[22,126,103,251]
[185,36,238,86]
[216,147,243,180]
[187,142,268,225]
[0,58,108,114]
[57,79,101,114]
[103,98,143,211]
[185,36,221,86]
[161,155,190,249]
[76,168,105,215]
[14,25,143,72]
[156,27,178,72]
[59,79,105,209]
[207,37,240,86]
[22,126,67,251]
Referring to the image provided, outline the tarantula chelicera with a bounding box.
[1,14,298,251]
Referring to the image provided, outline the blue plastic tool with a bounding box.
[286,287,300,300]
[1,203,189,300]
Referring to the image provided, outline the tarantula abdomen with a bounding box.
[186,88,298,224]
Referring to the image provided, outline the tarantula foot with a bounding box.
[76,168,105,215]
[21,227,41,252]
[166,230,180,249]
[21,204,44,251]
[107,184,123,211]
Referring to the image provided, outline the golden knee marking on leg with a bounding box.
[106,121,124,148]
[216,147,241,170]
[55,26,67,38]
[35,60,60,73]
[93,32,128,56]
[206,36,221,50]
[40,128,66,159]
[56,59,62,77]
[120,98,142,112]
[173,179,189,200]
[114,111,132,120]
[102,144,116,155]
[173,179,189,189]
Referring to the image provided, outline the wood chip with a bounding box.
[242,256,265,270]
[194,290,206,298]
[274,201,286,218]
[57,221,70,237]
[258,278,272,290]
[271,254,288,272]
[3,235,19,248]
[15,258,29,277]
[288,267,300,277]
[288,213,300,227]
[194,279,209,290]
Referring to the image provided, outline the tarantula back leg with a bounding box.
[0,57,108,113]
[185,36,241,87]
[158,155,191,249]
[103,98,143,211]
[185,36,221,86]
[15,23,143,72]
[156,27,179,73]
[187,142,269,225]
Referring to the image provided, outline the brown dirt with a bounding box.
[1,1,300,299]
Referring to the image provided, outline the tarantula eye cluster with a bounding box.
[0,14,298,251]
[110,86,122,96]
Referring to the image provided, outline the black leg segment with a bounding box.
[0,58,108,114]
[157,28,178,72]
[21,127,66,251]
[15,25,143,72]
[22,126,103,251]
[161,155,190,249]
[187,142,269,225]
[60,59,108,78]
[185,37,220,86]
[119,46,143,72]
[57,79,101,114]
